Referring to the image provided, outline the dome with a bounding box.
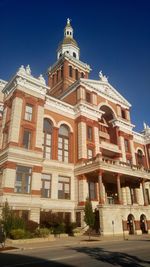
[61,37,78,47]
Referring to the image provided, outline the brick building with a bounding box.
[0,19,150,236]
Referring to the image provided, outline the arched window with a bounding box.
[73,52,76,58]
[137,149,143,166]
[58,124,70,162]
[43,119,53,159]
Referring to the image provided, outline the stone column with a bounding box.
[120,136,126,162]
[116,174,122,204]
[98,170,105,204]
[94,126,100,155]
[129,139,136,165]
[142,180,148,206]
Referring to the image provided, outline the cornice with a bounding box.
[111,118,135,132]
[47,53,91,74]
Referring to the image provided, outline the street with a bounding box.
[0,239,150,267]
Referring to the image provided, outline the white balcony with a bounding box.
[100,141,121,153]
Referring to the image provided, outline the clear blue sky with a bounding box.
[0,0,150,132]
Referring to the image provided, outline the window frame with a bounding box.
[89,181,97,200]
[87,125,93,141]
[23,129,32,149]
[41,173,52,198]
[43,119,53,159]
[124,139,130,152]
[58,176,71,200]
[86,91,92,103]
[69,65,73,78]
[14,166,32,194]
[58,125,70,163]
[24,104,33,122]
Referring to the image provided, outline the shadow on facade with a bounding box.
[0,252,71,267]
[70,246,150,267]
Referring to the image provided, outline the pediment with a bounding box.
[81,79,131,107]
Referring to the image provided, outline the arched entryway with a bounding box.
[140,214,148,234]
[127,214,135,235]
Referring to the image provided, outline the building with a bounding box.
[0,19,150,236]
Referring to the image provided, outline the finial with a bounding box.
[18,65,26,73]
[26,65,31,75]
[38,74,46,85]
[67,18,70,25]
[99,70,108,82]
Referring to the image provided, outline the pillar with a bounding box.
[98,170,105,204]
[116,174,123,204]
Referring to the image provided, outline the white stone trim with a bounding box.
[57,120,73,132]
[98,102,117,119]
[43,115,57,127]
[135,147,145,156]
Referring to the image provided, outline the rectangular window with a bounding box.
[87,148,93,159]
[145,188,150,204]
[130,188,137,204]
[25,105,33,121]
[14,166,32,194]
[23,130,31,149]
[69,65,73,77]
[86,92,91,103]
[89,181,97,200]
[58,176,70,199]
[41,174,51,198]
[87,126,93,141]
[58,137,69,163]
[124,139,129,152]
[121,109,126,119]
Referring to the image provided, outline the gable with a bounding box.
[81,79,131,108]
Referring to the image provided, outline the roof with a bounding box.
[58,37,78,48]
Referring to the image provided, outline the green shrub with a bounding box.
[10,229,26,240]
[65,222,77,235]
[25,220,39,233]
[34,227,50,238]
[53,223,65,235]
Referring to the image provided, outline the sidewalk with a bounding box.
[4,234,150,251]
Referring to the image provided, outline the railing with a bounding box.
[81,155,150,173]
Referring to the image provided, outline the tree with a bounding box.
[84,199,95,240]
[1,200,25,237]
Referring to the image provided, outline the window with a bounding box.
[58,176,70,199]
[43,119,53,159]
[121,109,126,119]
[14,166,32,194]
[23,130,31,149]
[87,148,93,159]
[81,72,84,78]
[87,126,93,141]
[75,69,78,80]
[89,181,97,200]
[61,66,63,79]
[124,139,129,152]
[56,70,59,82]
[137,149,143,166]
[130,188,137,204]
[41,174,51,198]
[58,124,69,162]
[69,65,73,77]
[25,105,33,121]
[73,52,76,58]
[145,188,150,204]
[86,91,91,103]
